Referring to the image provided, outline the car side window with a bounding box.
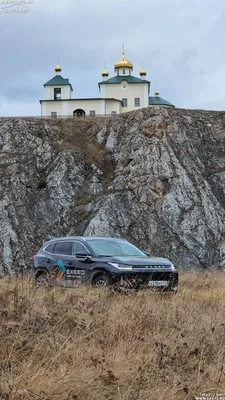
[54,242,73,255]
[73,242,89,254]
[45,243,55,253]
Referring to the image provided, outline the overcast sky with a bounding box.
[1,0,225,116]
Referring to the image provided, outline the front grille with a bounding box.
[119,272,178,289]
[130,272,176,279]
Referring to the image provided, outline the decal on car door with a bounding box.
[56,259,66,282]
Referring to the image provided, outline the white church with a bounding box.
[40,51,174,118]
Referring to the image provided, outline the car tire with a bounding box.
[35,269,59,288]
[91,273,110,288]
[35,272,51,288]
[35,267,62,288]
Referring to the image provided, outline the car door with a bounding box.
[41,243,56,269]
[64,241,92,284]
[53,241,74,270]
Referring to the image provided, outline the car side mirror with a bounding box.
[143,251,150,257]
[75,251,92,260]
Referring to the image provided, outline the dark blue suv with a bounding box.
[32,236,178,292]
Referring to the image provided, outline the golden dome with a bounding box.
[55,64,62,73]
[155,90,159,96]
[140,67,147,76]
[102,68,109,77]
[114,52,133,70]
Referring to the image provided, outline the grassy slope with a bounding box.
[0,273,225,400]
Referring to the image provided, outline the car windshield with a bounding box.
[86,239,147,257]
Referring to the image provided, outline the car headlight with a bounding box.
[108,263,133,270]
[171,263,175,270]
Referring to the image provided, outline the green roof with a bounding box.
[149,96,174,107]
[44,75,73,90]
[99,75,150,85]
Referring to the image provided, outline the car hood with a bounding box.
[98,256,173,267]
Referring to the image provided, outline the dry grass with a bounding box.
[0,272,225,400]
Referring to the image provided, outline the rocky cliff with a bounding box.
[0,107,224,274]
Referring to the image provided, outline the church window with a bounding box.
[51,112,57,118]
[54,88,61,100]
[123,69,125,74]
[134,98,140,107]
[89,110,96,116]
[122,98,127,107]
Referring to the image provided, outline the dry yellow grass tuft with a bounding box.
[0,272,225,400]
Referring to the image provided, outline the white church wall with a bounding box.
[67,99,101,116]
[105,100,121,114]
[45,86,52,100]
[117,69,132,76]
[103,82,149,113]
[42,99,122,117]
[44,85,71,101]
[99,84,106,97]
[45,101,63,116]
[62,101,69,115]
[144,83,150,107]
[100,99,106,115]
[62,85,71,99]
[41,101,47,116]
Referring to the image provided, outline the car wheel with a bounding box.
[35,272,51,288]
[35,270,59,288]
[92,273,109,288]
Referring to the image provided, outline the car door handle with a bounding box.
[46,260,51,264]
[68,261,72,266]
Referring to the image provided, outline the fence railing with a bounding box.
[49,114,118,119]
[0,114,119,119]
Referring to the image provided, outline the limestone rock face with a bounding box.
[0,108,224,274]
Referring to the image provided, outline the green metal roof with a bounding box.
[44,75,73,90]
[149,96,174,107]
[98,75,150,85]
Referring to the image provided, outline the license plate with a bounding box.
[149,280,168,287]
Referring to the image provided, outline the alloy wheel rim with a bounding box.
[95,278,107,287]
